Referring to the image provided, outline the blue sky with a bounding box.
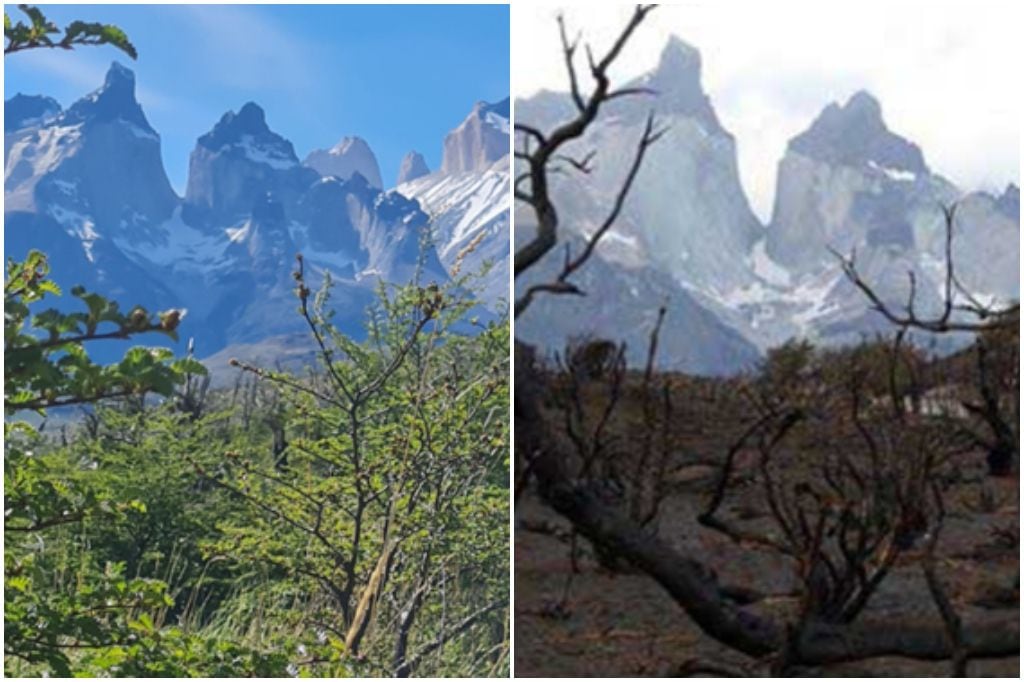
[4,4,510,192]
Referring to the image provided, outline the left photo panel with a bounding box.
[4,3,510,677]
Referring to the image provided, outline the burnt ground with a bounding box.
[514,377,1019,677]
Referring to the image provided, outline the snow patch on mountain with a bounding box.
[238,135,296,170]
[115,207,234,270]
[868,160,916,182]
[747,239,791,287]
[6,124,83,182]
[484,110,510,135]
[399,160,509,307]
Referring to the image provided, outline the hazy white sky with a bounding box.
[513,1,1021,220]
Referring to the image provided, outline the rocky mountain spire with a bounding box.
[62,62,153,133]
[304,136,383,189]
[440,98,509,175]
[788,90,928,175]
[185,102,310,221]
[396,150,430,185]
[5,62,177,231]
[608,36,723,133]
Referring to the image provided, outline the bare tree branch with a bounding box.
[515,114,665,317]
[513,4,657,313]
[833,204,1019,333]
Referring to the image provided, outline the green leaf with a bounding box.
[129,613,154,634]
[6,575,30,592]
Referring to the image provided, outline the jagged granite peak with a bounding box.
[396,150,430,185]
[766,90,944,274]
[4,94,61,131]
[185,102,311,220]
[607,36,723,134]
[198,102,290,154]
[517,34,760,298]
[304,135,383,189]
[5,62,176,233]
[440,98,509,175]
[996,183,1019,221]
[789,90,927,175]
[61,62,153,133]
[5,63,470,374]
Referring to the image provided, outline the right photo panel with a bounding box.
[513,2,1019,677]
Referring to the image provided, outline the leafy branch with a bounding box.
[4,4,137,58]
[4,250,200,414]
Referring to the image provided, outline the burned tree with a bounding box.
[565,336,621,382]
[835,205,1019,476]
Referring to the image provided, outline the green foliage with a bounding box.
[4,251,211,676]
[4,4,137,58]
[5,251,197,413]
[4,252,509,676]
[205,265,510,676]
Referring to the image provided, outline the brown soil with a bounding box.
[514,370,1020,677]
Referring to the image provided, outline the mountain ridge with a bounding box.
[5,62,511,369]
[514,35,1019,371]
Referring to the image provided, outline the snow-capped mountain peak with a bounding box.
[304,135,383,189]
[6,63,504,372]
[516,37,1017,371]
[197,102,296,162]
[185,103,309,222]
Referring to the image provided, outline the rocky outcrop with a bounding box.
[184,101,315,224]
[4,93,60,132]
[304,135,383,189]
[396,150,429,185]
[440,98,509,174]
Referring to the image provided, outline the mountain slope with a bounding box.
[398,99,510,310]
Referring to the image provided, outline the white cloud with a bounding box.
[513,0,1021,220]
